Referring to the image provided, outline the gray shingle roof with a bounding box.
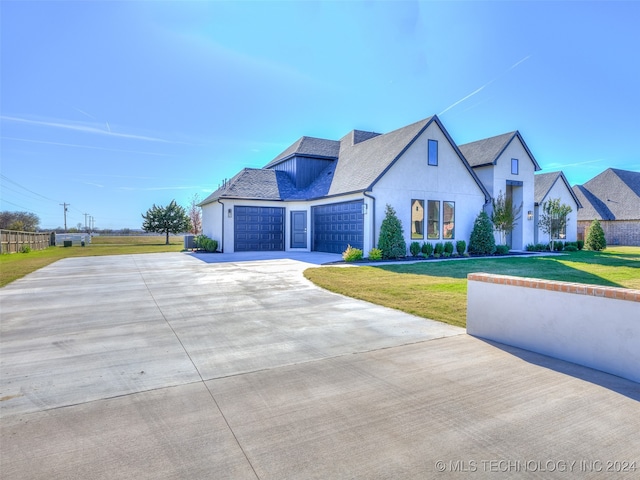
[199,169,296,205]
[201,115,491,204]
[534,171,582,207]
[328,117,433,195]
[264,136,340,168]
[573,168,640,221]
[459,131,541,171]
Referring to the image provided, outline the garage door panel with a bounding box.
[312,200,364,254]
[234,206,284,252]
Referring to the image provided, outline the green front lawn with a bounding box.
[303,247,640,328]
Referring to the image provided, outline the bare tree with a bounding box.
[188,194,202,235]
[0,211,40,231]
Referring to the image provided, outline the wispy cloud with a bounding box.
[1,115,170,143]
[1,136,173,157]
[546,158,605,169]
[439,55,532,116]
[74,180,105,188]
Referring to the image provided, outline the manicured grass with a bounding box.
[303,247,640,328]
[0,236,183,287]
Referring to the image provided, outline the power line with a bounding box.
[0,174,60,203]
[1,199,37,212]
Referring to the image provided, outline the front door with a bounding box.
[290,211,307,248]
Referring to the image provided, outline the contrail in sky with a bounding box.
[1,115,169,142]
[439,55,531,116]
[73,107,97,119]
[1,136,173,156]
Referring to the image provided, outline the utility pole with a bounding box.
[60,203,69,232]
[84,213,90,232]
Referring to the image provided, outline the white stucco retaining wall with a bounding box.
[466,273,640,383]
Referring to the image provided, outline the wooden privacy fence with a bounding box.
[0,230,52,253]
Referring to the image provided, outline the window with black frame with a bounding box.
[411,199,425,239]
[443,201,455,239]
[427,200,440,239]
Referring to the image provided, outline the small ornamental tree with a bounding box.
[538,198,572,251]
[378,204,407,259]
[142,199,192,245]
[491,190,522,246]
[585,218,606,251]
[468,211,496,255]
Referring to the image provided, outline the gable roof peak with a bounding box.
[534,170,582,208]
[459,130,540,171]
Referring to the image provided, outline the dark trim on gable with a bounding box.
[364,117,435,191]
[498,132,542,171]
[536,172,583,208]
[364,116,491,203]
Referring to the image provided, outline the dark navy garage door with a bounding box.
[312,200,364,253]
[234,206,284,251]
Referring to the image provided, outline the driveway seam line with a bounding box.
[133,257,261,480]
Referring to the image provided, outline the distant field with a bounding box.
[0,235,184,287]
[91,235,184,245]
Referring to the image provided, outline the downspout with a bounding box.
[363,191,376,249]
[217,199,225,253]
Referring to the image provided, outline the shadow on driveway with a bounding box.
[187,250,343,265]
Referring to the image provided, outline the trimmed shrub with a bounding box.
[527,243,549,252]
[342,244,363,262]
[434,242,444,256]
[468,211,496,255]
[577,240,584,250]
[422,242,433,256]
[409,241,421,257]
[586,219,606,251]
[554,241,564,252]
[564,245,578,252]
[495,244,510,255]
[456,240,466,256]
[444,241,454,255]
[195,235,218,252]
[367,248,382,261]
[378,204,407,259]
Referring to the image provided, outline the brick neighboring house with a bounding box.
[572,168,640,246]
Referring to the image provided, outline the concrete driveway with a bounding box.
[1,252,638,479]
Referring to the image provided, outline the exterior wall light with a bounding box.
[362,203,368,215]
[228,208,232,218]
[527,211,533,220]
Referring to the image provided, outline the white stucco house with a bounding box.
[200,115,573,254]
[458,131,541,250]
[534,171,582,244]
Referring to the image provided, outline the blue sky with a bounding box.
[1,1,638,230]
